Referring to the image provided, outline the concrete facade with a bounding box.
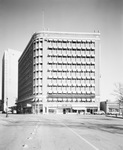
[2,49,21,112]
[0,100,2,111]
[17,31,100,114]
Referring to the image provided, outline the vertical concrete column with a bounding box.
[47,106,49,114]
[85,108,87,114]
[38,101,40,114]
[95,37,100,107]
[42,37,48,114]
[96,96,100,111]
[35,102,36,114]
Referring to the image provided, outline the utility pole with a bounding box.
[6,98,8,117]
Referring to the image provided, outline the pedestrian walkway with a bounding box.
[106,114,123,119]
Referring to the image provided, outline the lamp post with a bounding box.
[6,98,8,117]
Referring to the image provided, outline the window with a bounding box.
[67,41,71,48]
[72,50,76,56]
[36,64,39,70]
[33,50,36,57]
[86,42,89,48]
[86,65,90,71]
[90,86,95,93]
[62,41,67,47]
[86,71,90,77]
[39,71,42,78]
[48,49,52,55]
[72,42,76,48]
[86,57,90,62]
[82,57,86,62]
[91,50,95,56]
[92,42,95,48]
[59,79,62,86]
[58,50,62,56]
[91,79,95,85]
[52,49,57,56]
[36,56,39,63]
[90,57,95,63]
[33,72,36,78]
[36,71,39,78]
[39,79,42,85]
[90,72,95,78]
[36,49,39,56]
[39,56,42,63]
[33,79,36,85]
[86,79,90,85]
[58,86,62,93]
[81,79,84,85]
[53,57,57,63]
[57,71,61,78]
[67,50,71,56]
[36,42,39,49]
[76,42,81,48]
[52,42,56,48]
[57,41,62,48]
[33,87,35,93]
[39,41,43,48]
[62,57,66,63]
[90,64,95,70]
[76,79,81,86]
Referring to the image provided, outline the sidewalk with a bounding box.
[106,114,123,119]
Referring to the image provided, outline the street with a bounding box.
[0,114,123,150]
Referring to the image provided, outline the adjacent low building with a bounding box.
[100,100,120,114]
[17,31,100,114]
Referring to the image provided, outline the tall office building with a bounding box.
[2,49,21,112]
[17,31,100,114]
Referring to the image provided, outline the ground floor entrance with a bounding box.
[17,101,99,115]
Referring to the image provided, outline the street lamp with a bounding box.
[6,98,8,117]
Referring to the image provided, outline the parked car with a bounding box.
[94,110,105,115]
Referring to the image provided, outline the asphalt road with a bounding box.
[0,114,123,150]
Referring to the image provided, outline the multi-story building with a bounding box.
[17,31,100,114]
[2,49,21,112]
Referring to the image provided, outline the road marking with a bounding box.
[22,144,28,148]
[31,132,35,135]
[61,122,99,150]
[33,128,36,132]
[27,137,32,140]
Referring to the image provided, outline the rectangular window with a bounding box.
[48,49,52,55]
[33,43,36,49]
[36,71,39,78]
[90,57,95,63]
[58,41,62,48]
[39,41,43,48]
[90,65,95,70]
[86,57,90,62]
[36,64,39,70]
[34,50,36,57]
[36,49,39,56]
[36,57,39,63]
[90,79,95,85]
[91,50,95,55]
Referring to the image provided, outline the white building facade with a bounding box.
[17,31,100,114]
[2,49,21,112]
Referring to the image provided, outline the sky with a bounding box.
[0,0,123,101]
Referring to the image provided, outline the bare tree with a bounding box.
[113,83,123,116]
